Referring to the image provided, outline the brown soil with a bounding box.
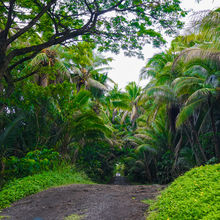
[1,181,164,220]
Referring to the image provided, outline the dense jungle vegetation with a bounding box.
[0,0,219,192]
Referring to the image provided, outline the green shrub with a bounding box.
[4,148,60,179]
[0,166,93,210]
[77,141,117,183]
[148,163,220,220]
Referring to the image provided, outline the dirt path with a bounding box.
[1,179,164,220]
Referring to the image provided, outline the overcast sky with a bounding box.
[106,0,219,90]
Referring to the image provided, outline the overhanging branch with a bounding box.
[7,0,57,45]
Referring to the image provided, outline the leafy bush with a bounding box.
[4,148,60,179]
[0,166,93,209]
[77,141,117,183]
[147,163,220,220]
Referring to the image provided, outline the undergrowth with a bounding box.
[0,166,93,210]
[147,163,220,220]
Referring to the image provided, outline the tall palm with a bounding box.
[124,82,142,127]
[174,73,220,161]
[124,112,174,183]
[170,9,220,161]
[105,82,142,127]
[146,84,180,133]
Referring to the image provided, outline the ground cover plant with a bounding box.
[147,163,220,220]
[0,166,93,210]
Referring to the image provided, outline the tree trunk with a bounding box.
[143,153,152,182]
[208,97,220,162]
[112,109,118,123]
[0,34,8,84]
[185,124,202,165]
[39,73,48,87]
[189,120,207,163]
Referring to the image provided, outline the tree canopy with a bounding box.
[0,0,186,92]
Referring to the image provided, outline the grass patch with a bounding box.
[64,214,86,220]
[0,166,94,210]
[0,214,10,219]
[147,163,220,220]
[141,199,154,205]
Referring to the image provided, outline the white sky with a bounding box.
[106,0,219,89]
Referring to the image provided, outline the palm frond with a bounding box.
[172,77,204,95]
[0,114,24,147]
[112,100,130,110]
[172,48,220,72]
[73,89,91,106]
[146,85,173,96]
[124,136,144,145]
[146,86,177,103]
[186,88,213,105]
[135,144,157,154]
[134,134,149,139]
[176,99,205,128]
[30,53,49,67]
[87,78,108,91]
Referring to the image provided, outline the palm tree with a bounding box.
[170,9,220,162]
[123,112,175,183]
[25,45,72,87]
[124,82,142,127]
[50,86,113,159]
[174,74,220,161]
[146,84,180,133]
[104,83,142,127]
[140,51,176,86]
[69,42,113,92]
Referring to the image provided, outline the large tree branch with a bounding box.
[0,0,9,10]
[7,9,99,62]
[7,0,57,45]
[4,0,16,38]
[12,70,39,82]
[84,0,93,14]
[5,0,142,70]
[8,51,40,71]
[97,0,124,15]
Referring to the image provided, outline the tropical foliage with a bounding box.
[120,7,220,183]
[0,1,219,194]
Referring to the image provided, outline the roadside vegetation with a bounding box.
[0,1,219,218]
[147,163,220,220]
[0,166,93,209]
